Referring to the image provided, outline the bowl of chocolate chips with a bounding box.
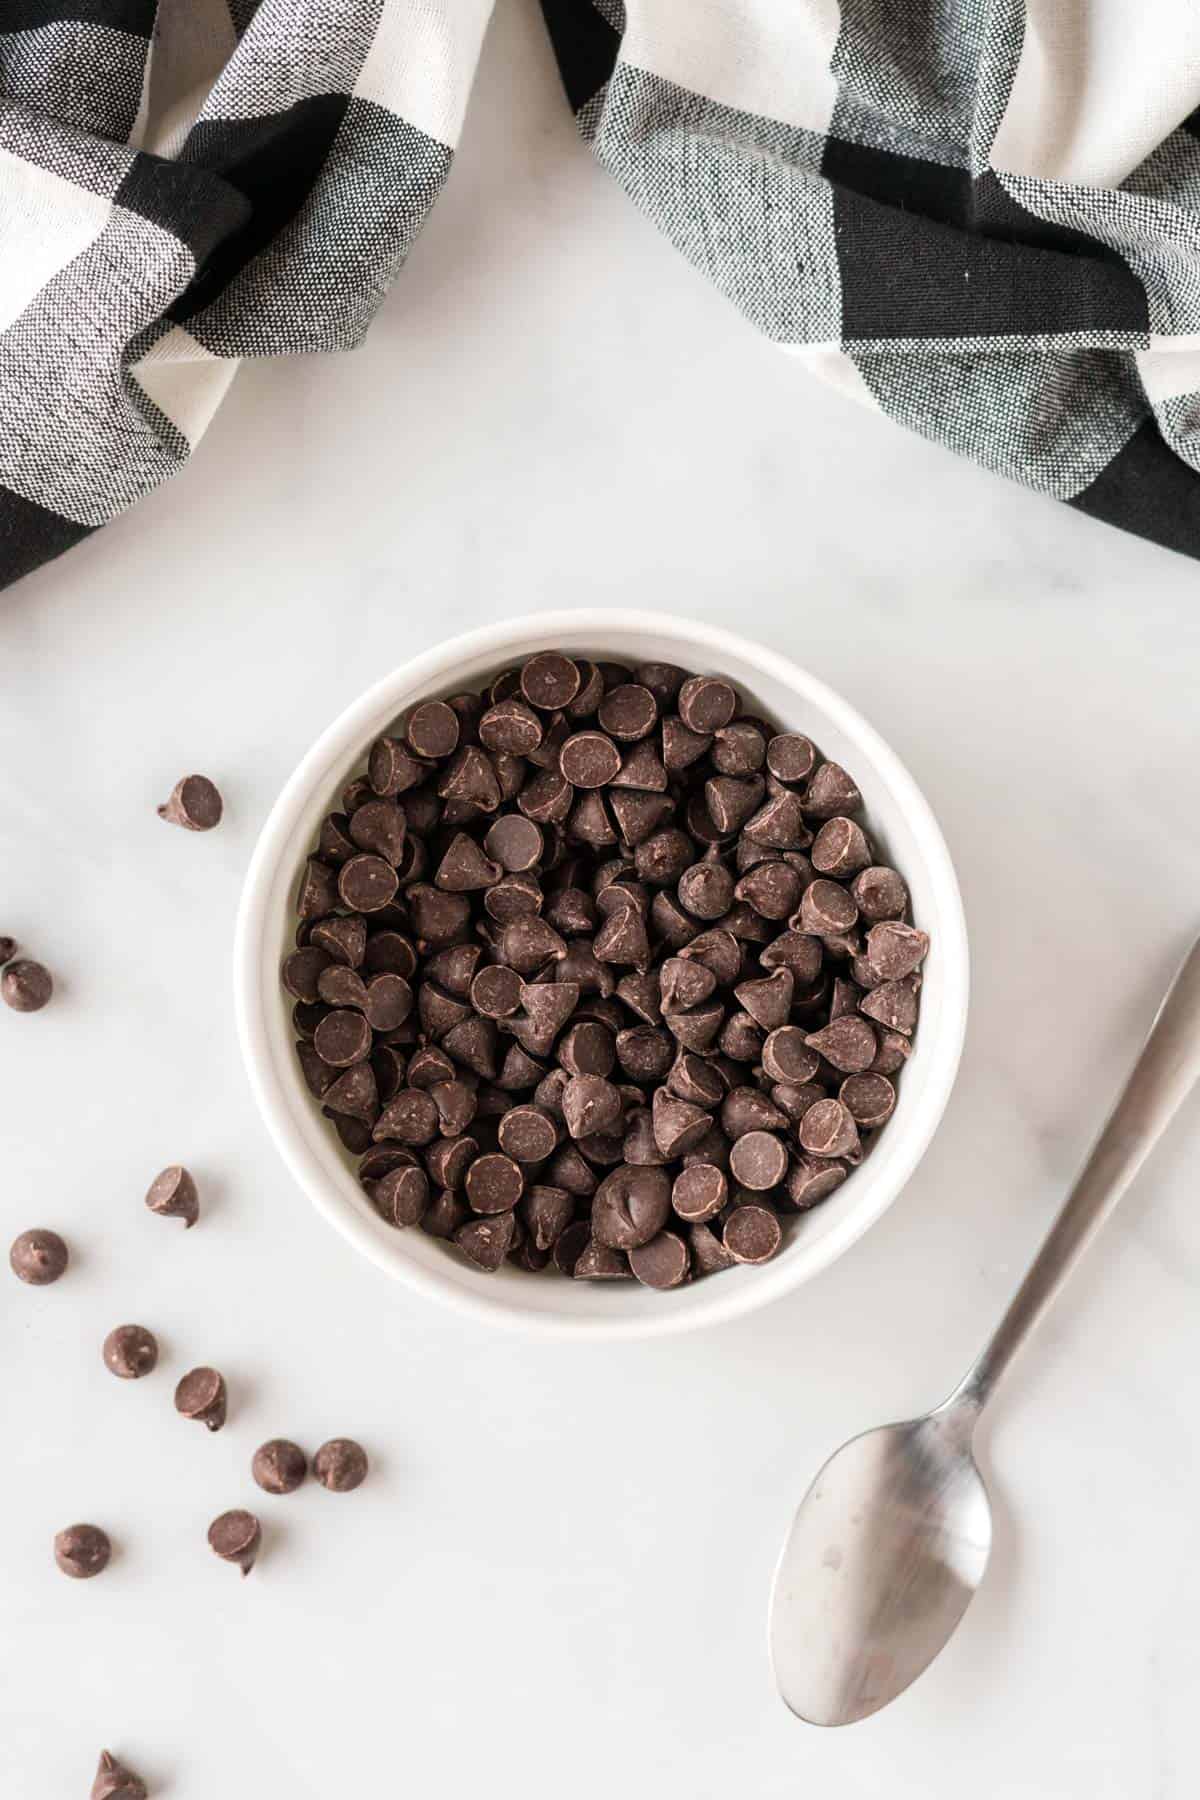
[236,612,968,1337]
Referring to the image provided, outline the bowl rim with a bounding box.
[234,608,969,1338]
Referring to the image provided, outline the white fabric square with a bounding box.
[0,146,111,336]
[130,324,238,447]
[354,0,494,145]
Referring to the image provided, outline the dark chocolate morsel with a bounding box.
[765,734,816,784]
[103,1324,158,1380]
[671,1163,727,1223]
[455,1212,517,1270]
[552,1219,591,1274]
[690,1222,735,1276]
[804,1015,877,1073]
[338,853,400,914]
[860,975,921,1036]
[785,1155,849,1209]
[55,1523,110,1579]
[208,1508,261,1575]
[92,1749,148,1800]
[840,1071,897,1127]
[574,1239,631,1279]
[591,1165,671,1249]
[723,1204,783,1264]
[522,652,581,711]
[157,773,222,831]
[804,762,863,818]
[677,674,736,734]
[252,1439,307,1495]
[175,1365,227,1431]
[598,684,658,742]
[144,1163,200,1228]
[10,1227,68,1284]
[628,1229,690,1288]
[798,1098,861,1159]
[852,865,909,922]
[349,799,407,865]
[728,1130,788,1191]
[0,936,14,966]
[313,1437,368,1492]
[406,699,460,760]
[1,958,53,1012]
[811,817,872,879]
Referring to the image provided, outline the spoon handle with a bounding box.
[948,935,1200,1418]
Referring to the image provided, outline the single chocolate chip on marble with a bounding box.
[252,1439,307,1496]
[798,878,858,938]
[483,813,543,874]
[799,1098,861,1159]
[10,1227,68,1285]
[103,1324,158,1380]
[158,773,222,831]
[728,1130,788,1191]
[574,1239,631,1279]
[208,1508,261,1575]
[405,699,460,760]
[724,1204,782,1264]
[804,761,863,818]
[629,1229,690,1288]
[811,817,872,878]
[1,958,53,1013]
[55,1523,110,1579]
[865,921,930,980]
[522,652,581,711]
[142,1163,200,1229]
[455,1211,517,1270]
[175,1366,227,1432]
[314,1009,372,1068]
[92,1749,148,1800]
[671,1163,727,1223]
[592,1164,671,1249]
[861,975,921,1035]
[559,730,621,789]
[598,683,658,742]
[678,674,736,734]
[804,1015,877,1073]
[761,1026,820,1085]
[313,1438,368,1492]
[765,734,816,784]
[338,853,399,914]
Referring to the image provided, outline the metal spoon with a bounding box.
[770,935,1200,1726]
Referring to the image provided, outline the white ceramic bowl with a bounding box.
[235,611,968,1338]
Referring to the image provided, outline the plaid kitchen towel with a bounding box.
[3,0,1200,591]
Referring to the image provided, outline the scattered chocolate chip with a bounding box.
[92,1750,148,1800]
[208,1509,261,1575]
[103,1325,158,1380]
[0,936,14,966]
[157,773,222,831]
[10,1227,68,1285]
[55,1523,110,1579]
[252,1439,307,1495]
[338,854,399,914]
[175,1366,227,1432]
[1,958,52,1013]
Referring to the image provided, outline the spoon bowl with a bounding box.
[770,1403,990,1725]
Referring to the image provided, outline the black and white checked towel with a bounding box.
[4,0,1200,590]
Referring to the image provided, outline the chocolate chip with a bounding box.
[851,865,909,922]
[611,740,668,793]
[520,1185,573,1252]
[406,699,460,760]
[728,1130,787,1190]
[799,878,858,938]
[522,652,581,711]
[313,1437,368,1492]
[175,1366,227,1431]
[208,1509,261,1575]
[798,1099,861,1159]
[743,789,811,849]
[811,817,872,878]
[679,927,742,984]
[0,936,13,966]
[455,1212,517,1270]
[1,958,52,1012]
[364,930,417,978]
[662,715,711,772]
[765,734,816,784]
[309,915,367,969]
[734,859,803,920]
[481,814,541,874]
[592,1165,671,1248]
[318,964,370,1010]
[705,775,765,836]
[498,1105,559,1163]
[314,1009,371,1068]
[465,1152,525,1213]
[761,1026,820,1085]
[865,921,930,980]
[55,1523,110,1579]
[678,674,736,734]
[721,1086,787,1137]
[804,762,863,818]
[672,1163,727,1222]
[338,853,399,914]
[561,1074,622,1139]
[103,1324,158,1379]
[840,1072,897,1128]
[407,1045,456,1089]
[598,683,658,741]
[860,975,921,1035]
[633,662,685,705]
[689,1221,735,1276]
[375,1087,440,1145]
[734,968,794,1030]
[723,1204,782,1263]
[711,721,766,775]
[349,799,407,866]
[252,1439,307,1495]
[628,1229,690,1288]
[92,1750,148,1800]
[369,737,427,796]
[677,858,735,921]
[409,884,471,947]
[759,928,823,982]
[666,1051,723,1108]
[804,1015,877,1073]
[369,1162,430,1226]
[10,1227,68,1285]
[574,1239,631,1279]
[157,773,222,831]
[558,730,621,789]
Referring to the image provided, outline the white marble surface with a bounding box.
[5,3,1200,1795]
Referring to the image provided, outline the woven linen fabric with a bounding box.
[3,2,1200,591]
